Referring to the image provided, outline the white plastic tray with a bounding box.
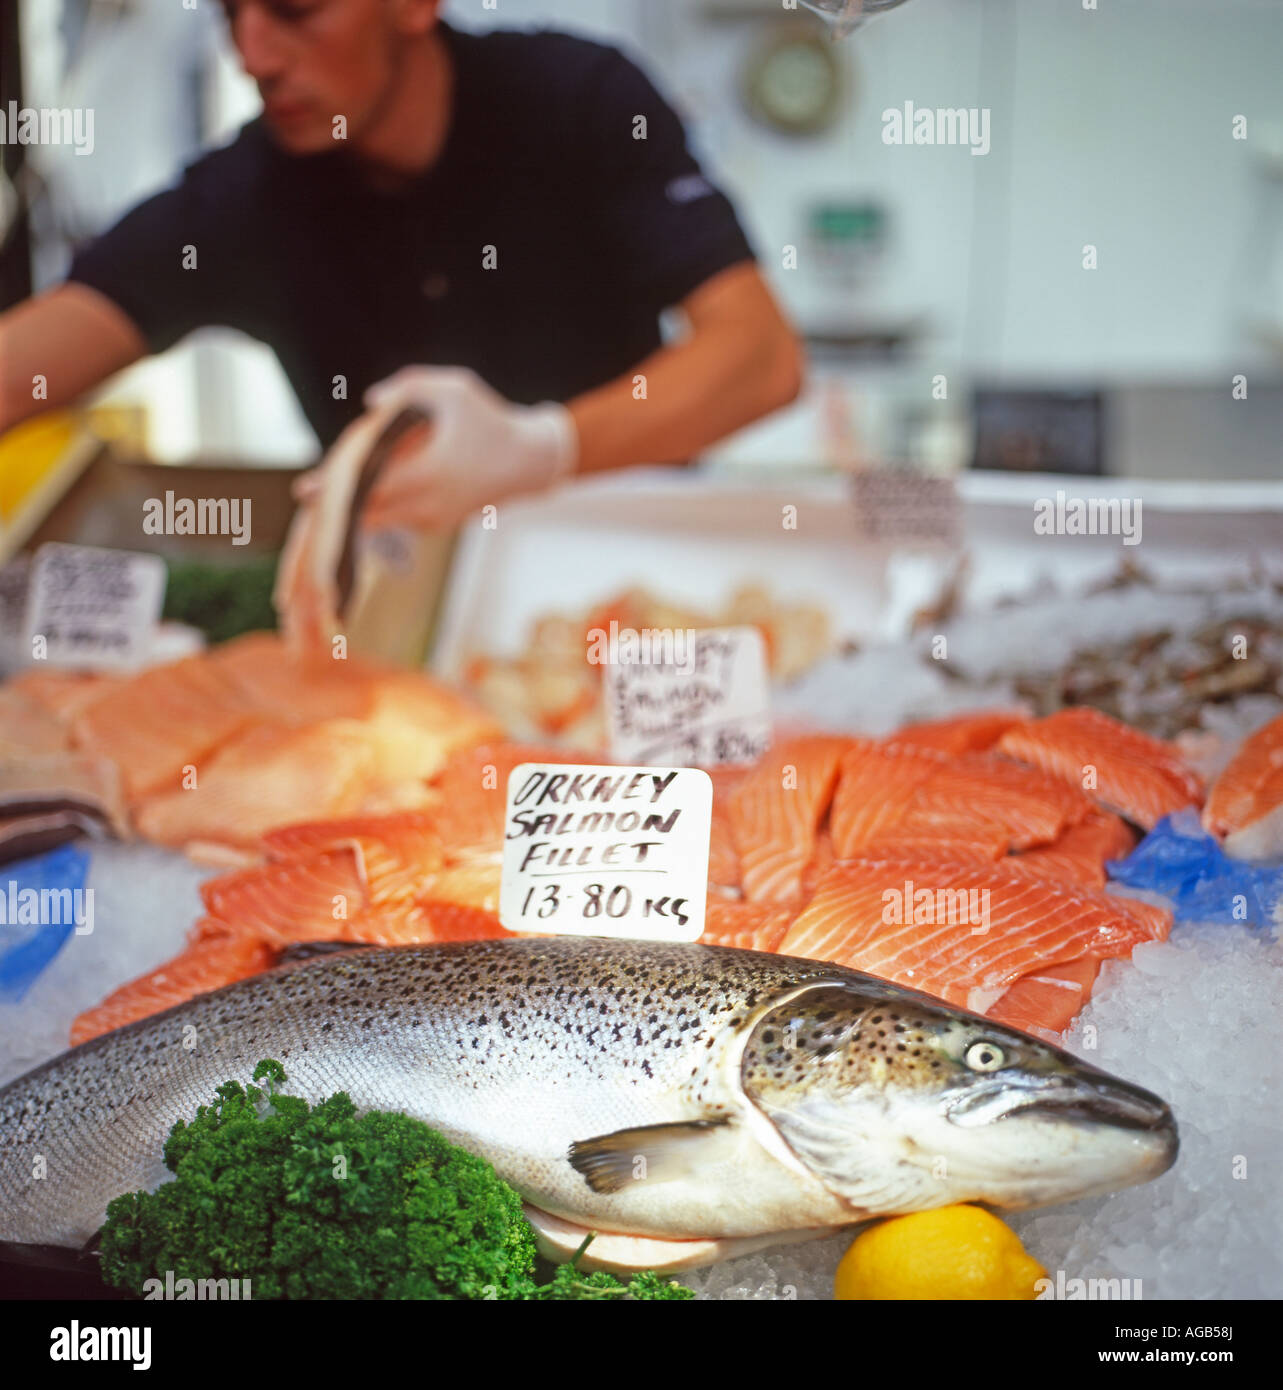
[429,468,1283,678]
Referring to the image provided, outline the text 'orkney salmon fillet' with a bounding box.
[727,735,853,902]
[998,707,1204,831]
[1202,712,1283,861]
[777,855,1171,1016]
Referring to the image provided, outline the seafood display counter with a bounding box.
[0,469,1280,1302]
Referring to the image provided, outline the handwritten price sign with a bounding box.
[23,544,165,671]
[498,763,712,942]
[605,626,772,769]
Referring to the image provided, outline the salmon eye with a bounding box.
[965,1041,1006,1072]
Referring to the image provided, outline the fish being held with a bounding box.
[0,938,1177,1272]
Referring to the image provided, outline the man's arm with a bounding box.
[567,260,804,475]
[0,284,146,434]
[305,259,805,534]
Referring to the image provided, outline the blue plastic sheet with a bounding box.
[1107,809,1282,933]
[0,843,91,1002]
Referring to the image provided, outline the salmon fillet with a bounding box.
[985,956,1102,1039]
[206,631,380,722]
[999,707,1204,830]
[896,752,1093,851]
[1202,713,1283,858]
[892,709,1029,755]
[69,935,276,1045]
[0,688,73,756]
[347,898,508,945]
[701,897,797,953]
[9,668,125,724]
[359,673,504,784]
[133,720,387,850]
[1008,810,1136,887]
[705,765,747,891]
[859,835,1007,863]
[777,856,1171,1015]
[428,743,599,860]
[262,810,444,901]
[799,829,838,897]
[727,735,854,902]
[416,860,503,912]
[830,741,934,856]
[200,847,370,947]
[413,900,508,942]
[73,655,258,801]
[831,742,1091,859]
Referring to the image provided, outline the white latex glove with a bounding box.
[294,366,577,531]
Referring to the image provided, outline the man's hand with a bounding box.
[276,370,577,649]
[294,367,577,531]
[275,262,802,651]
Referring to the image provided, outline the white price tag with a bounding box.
[605,625,772,768]
[23,544,166,671]
[499,763,711,942]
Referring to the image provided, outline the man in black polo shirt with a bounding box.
[0,0,802,618]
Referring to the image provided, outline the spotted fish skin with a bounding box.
[0,939,850,1249]
[0,938,1177,1254]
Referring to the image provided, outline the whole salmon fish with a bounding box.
[0,938,1178,1271]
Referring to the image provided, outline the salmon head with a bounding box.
[740,978,1178,1216]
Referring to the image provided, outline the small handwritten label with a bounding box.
[851,470,961,544]
[23,544,166,670]
[605,626,772,768]
[499,763,711,942]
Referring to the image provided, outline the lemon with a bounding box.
[833,1206,1047,1300]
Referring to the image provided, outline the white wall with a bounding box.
[646,0,1283,382]
[989,0,1283,381]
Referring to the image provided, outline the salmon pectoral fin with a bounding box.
[568,1118,737,1194]
[522,1206,844,1275]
